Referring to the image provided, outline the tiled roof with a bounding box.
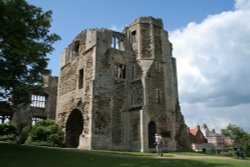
[189,128,198,136]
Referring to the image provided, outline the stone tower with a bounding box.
[56,17,189,152]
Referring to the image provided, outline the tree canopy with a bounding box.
[0,0,60,107]
[221,124,250,156]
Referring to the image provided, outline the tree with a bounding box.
[221,124,250,156]
[0,0,60,108]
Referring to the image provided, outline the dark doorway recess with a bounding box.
[66,109,83,148]
[148,121,156,148]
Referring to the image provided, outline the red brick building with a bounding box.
[188,125,207,144]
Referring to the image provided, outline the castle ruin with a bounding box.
[0,75,58,126]
[56,17,189,152]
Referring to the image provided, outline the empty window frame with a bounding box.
[73,41,80,55]
[111,36,119,49]
[0,116,11,124]
[114,64,126,79]
[131,31,137,43]
[111,36,125,51]
[31,95,46,108]
[78,68,84,89]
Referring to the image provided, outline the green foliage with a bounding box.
[16,125,31,144]
[219,150,234,157]
[0,134,16,142]
[0,124,16,142]
[221,124,248,144]
[0,124,16,135]
[25,119,64,147]
[0,0,60,106]
[221,124,250,157]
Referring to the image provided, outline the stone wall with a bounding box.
[56,16,190,151]
[8,75,58,130]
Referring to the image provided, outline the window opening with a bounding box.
[78,68,84,89]
[31,95,46,108]
[131,31,137,43]
[73,41,80,55]
[0,116,11,124]
[111,36,120,49]
[115,64,126,79]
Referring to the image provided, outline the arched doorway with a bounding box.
[148,121,156,148]
[66,109,83,148]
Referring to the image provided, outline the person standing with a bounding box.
[155,133,163,156]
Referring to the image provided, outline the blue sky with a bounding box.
[27,0,234,76]
[27,0,250,133]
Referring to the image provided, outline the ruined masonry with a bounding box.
[56,17,189,152]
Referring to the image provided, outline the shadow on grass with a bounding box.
[0,143,244,167]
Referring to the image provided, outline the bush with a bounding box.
[220,150,234,157]
[25,119,64,147]
[0,134,16,142]
[0,124,16,142]
[242,144,250,157]
[0,124,16,136]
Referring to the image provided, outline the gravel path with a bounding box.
[163,154,234,160]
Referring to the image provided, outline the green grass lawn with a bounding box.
[1,143,250,167]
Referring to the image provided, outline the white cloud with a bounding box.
[234,0,250,10]
[170,0,250,132]
[110,25,124,32]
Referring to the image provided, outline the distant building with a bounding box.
[202,123,225,148]
[224,136,233,146]
[188,125,207,144]
[187,125,209,151]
